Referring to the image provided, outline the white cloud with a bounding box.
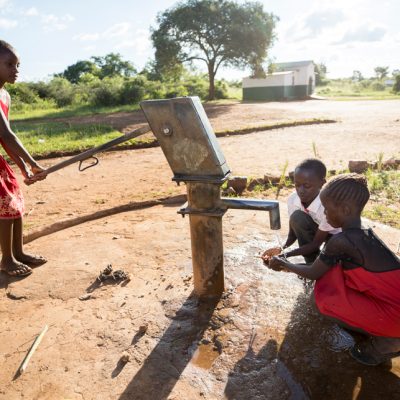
[73,33,100,42]
[0,17,17,29]
[104,22,131,38]
[24,7,39,17]
[73,24,151,57]
[114,29,151,55]
[41,13,74,32]
[336,24,386,44]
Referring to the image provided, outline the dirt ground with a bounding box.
[1,100,400,399]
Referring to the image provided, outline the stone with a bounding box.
[263,174,281,184]
[348,160,372,173]
[227,176,247,195]
[382,158,400,170]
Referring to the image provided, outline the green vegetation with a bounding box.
[7,122,124,157]
[151,0,277,99]
[316,78,400,100]
[364,169,399,228]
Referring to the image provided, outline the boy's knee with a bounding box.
[289,210,314,230]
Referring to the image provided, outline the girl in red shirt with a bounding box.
[0,40,46,277]
[269,173,400,366]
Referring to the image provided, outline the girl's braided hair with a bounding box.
[321,173,370,211]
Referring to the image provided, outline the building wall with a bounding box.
[242,61,315,101]
[243,85,308,101]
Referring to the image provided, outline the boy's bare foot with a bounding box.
[1,260,32,277]
[16,253,47,267]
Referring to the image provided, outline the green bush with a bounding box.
[371,82,386,91]
[214,80,229,99]
[46,77,76,107]
[392,75,400,93]
[119,79,145,104]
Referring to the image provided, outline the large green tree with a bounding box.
[374,66,389,80]
[151,0,277,100]
[60,53,136,83]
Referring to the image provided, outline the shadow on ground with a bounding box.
[225,292,400,400]
[118,293,219,400]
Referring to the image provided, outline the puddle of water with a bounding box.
[191,343,220,369]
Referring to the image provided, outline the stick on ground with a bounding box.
[19,325,48,375]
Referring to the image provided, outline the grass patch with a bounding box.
[363,169,400,228]
[11,103,141,121]
[9,122,126,157]
[316,80,400,100]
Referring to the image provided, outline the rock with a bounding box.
[348,160,372,173]
[263,174,281,184]
[224,187,237,196]
[138,323,148,334]
[247,178,264,191]
[227,176,247,195]
[382,158,400,170]
[120,351,130,363]
[79,293,92,301]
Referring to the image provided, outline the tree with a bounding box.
[91,53,136,79]
[59,60,99,83]
[352,70,364,82]
[374,66,389,80]
[314,62,328,86]
[151,0,277,100]
[60,53,136,83]
[393,74,400,94]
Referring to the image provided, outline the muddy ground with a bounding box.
[1,100,400,399]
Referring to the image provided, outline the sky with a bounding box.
[0,0,399,82]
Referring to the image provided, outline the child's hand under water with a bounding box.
[261,247,281,264]
[268,256,290,272]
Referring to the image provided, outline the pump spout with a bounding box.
[220,198,281,230]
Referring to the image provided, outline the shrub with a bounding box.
[46,77,76,107]
[371,82,386,91]
[119,79,145,104]
[392,75,400,94]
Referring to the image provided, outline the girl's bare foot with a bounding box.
[15,253,47,267]
[1,259,32,277]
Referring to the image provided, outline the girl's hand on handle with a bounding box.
[31,163,45,174]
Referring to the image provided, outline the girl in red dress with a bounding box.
[0,40,46,277]
[269,173,400,366]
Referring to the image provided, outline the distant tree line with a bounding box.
[314,62,400,93]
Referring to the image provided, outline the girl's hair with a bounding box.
[0,40,16,57]
[322,173,370,211]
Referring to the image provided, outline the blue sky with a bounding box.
[0,0,399,82]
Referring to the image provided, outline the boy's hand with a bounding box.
[261,247,281,264]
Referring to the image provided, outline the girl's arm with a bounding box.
[268,234,347,280]
[268,256,331,280]
[0,112,43,175]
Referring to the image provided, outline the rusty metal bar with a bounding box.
[35,125,150,178]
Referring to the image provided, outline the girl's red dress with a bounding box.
[0,88,24,219]
[314,228,400,337]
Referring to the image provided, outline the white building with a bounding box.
[242,60,315,101]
